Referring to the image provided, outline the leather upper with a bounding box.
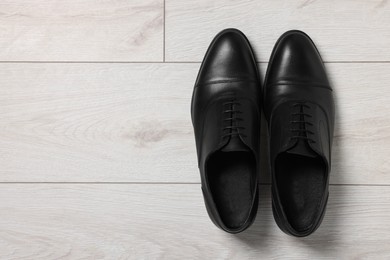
[191,28,261,233]
[264,30,335,236]
[192,29,261,168]
[264,30,334,165]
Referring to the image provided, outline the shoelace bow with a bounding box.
[222,99,247,139]
[290,103,316,143]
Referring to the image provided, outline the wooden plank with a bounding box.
[165,0,390,62]
[0,63,389,183]
[0,0,163,61]
[0,63,197,182]
[0,184,389,259]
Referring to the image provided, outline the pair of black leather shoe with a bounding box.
[191,29,334,237]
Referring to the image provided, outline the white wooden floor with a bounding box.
[0,0,389,259]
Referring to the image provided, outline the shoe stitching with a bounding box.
[267,82,333,91]
[195,78,258,88]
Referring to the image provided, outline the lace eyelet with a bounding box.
[290,102,315,143]
[222,99,245,138]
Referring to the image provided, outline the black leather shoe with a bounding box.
[191,29,261,233]
[263,30,335,237]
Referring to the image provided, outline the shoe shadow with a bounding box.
[234,66,346,255]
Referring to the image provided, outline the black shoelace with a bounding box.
[290,103,316,143]
[222,99,246,139]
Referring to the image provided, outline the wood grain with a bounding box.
[0,63,196,182]
[0,184,389,259]
[0,0,163,61]
[165,0,390,62]
[0,63,389,183]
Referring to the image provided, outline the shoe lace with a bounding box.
[290,103,316,143]
[222,99,246,139]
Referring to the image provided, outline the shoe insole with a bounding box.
[207,151,255,229]
[276,153,326,232]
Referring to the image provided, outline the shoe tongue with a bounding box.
[286,139,318,158]
[220,136,250,152]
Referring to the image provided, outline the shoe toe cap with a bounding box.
[195,28,258,86]
[266,30,329,86]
